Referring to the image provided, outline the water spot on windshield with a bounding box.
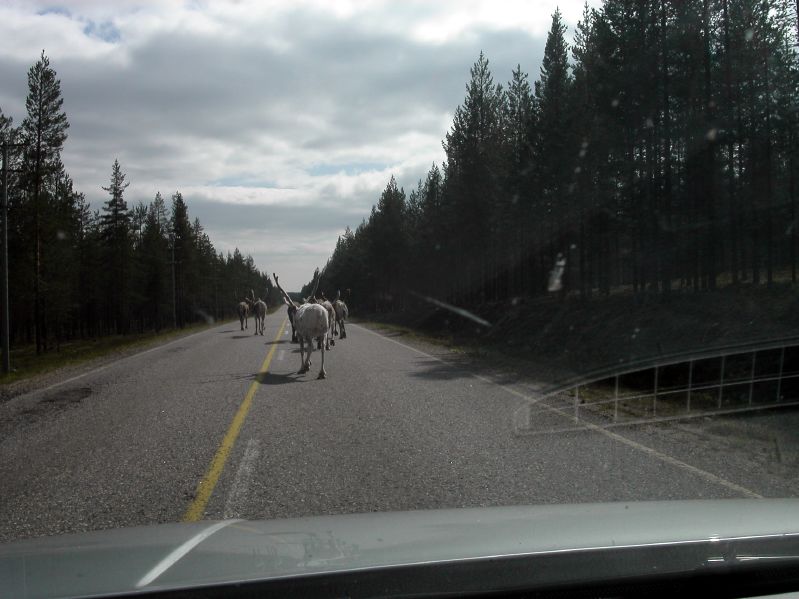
[548,254,566,292]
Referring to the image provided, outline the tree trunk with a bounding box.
[703,0,717,290]
[722,0,739,285]
[763,44,773,287]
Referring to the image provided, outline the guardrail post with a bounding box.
[687,359,694,412]
[777,347,785,402]
[614,375,619,422]
[748,351,757,406]
[718,355,726,409]
[653,366,659,416]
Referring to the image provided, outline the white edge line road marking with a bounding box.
[223,438,260,519]
[351,323,764,500]
[6,325,222,404]
[277,350,285,362]
[136,519,242,588]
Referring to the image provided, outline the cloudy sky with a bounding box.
[0,0,598,290]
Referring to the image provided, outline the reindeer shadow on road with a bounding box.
[264,339,292,346]
[218,329,235,334]
[230,335,251,339]
[253,371,306,385]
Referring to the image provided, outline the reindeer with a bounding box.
[236,290,249,331]
[333,289,349,339]
[248,289,267,336]
[300,269,332,351]
[317,291,336,348]
[274,270,329,379]
[286,303,298,342]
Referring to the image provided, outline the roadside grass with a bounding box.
[351,318,458,348]
[350,317,562,381]
[353,318,718,422]
[0,319,236,386]
[1,302,287,386]
[353,283,799,406]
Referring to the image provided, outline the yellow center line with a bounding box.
[183,317,288,522]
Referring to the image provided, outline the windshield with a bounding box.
[1,0,799,576]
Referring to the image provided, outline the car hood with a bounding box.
[2,499,799,598]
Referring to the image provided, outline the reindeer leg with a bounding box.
[318,342,326,379]
[298,338,307,374]
[306,339,314,372]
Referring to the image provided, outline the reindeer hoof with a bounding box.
[318,371,326,379]
[330,339,335,346]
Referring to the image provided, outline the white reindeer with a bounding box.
[304,270,333,351]
[274,271,329,379]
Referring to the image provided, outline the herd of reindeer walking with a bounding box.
[236,269,348,380]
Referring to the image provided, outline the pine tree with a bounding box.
[535,10,573,290]
[21,51,69,353]
[443,51,504,300]
[171,191,194,327]
[140,193,170,330]
[100,159,132,333]
[369,176,407,309]
[503,65,536,296]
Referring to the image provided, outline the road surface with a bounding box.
[1,316,798,543]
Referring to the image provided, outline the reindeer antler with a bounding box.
[272,272,295,306]
[309,267,321,299]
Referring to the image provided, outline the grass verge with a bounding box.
[0,319,234,387]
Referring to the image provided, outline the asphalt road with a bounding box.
[1,315,798,544]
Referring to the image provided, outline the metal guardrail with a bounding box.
[516,336,799,436]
